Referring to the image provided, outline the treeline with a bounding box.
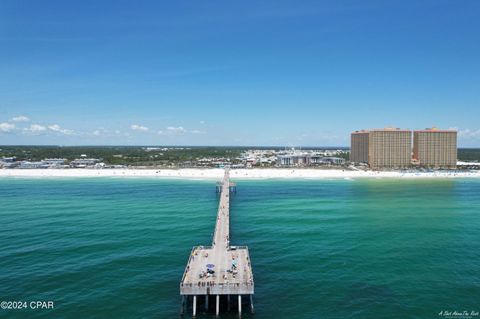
[2,146,477,165]
[458,148,480,161]
[0,146,245,166]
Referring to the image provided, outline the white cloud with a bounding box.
[457,128,480,138]
[167,126,186,133]
[22,123,74,135]
[48,124,74,135]
[158,126,187,135]
[0,122,15,132]
[24,124,47,134]
[130,124,149,132]
[48,124,61,131]
[200,120,205,125]
[10,115,30,122]
[158,126,205,136]
[91,128,122,137]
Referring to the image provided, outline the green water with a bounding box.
[1,178,479,318]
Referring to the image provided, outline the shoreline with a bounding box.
[1,168,479,179]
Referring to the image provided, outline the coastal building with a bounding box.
[413,128,457,168]
[351,128,412,169]
[19,161,49,169]
[0,157,19,168]
[350,130,369,164]
[0,156,16,162]
[276,154,345,166]
[42,158,67,167]
[240,149,277,167]
[276,154,308,166]
[0,157,16,168]
[456,161,480,170]
[322,157,346,165]
[2,158,68,169]
[70,158,100,168]
[369,128,412,168]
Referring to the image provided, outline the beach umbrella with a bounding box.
[206,264,215,268]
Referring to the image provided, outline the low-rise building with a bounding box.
[70,158,100,168]
[0,157,19,168]
[276,154,345,166]
[42,158,67,166]
[19,161,49,169]
[322,157,346,165]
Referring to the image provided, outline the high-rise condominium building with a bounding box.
[350,128,412,168]
[413,128,457,168]
[368,128,412,168]
[350,130,369,164]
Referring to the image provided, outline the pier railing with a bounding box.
[180,246,206,285]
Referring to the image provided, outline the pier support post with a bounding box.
[216,295,220,316]
[180,296,185,315]
[238,295,242,316]
[250,295,254,313]
[205,294,209,310]
[193,295,197,317]
[227,294,230,311]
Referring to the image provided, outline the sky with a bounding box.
[0,0,479,146]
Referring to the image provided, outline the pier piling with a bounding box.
[238,295,242,316]
[180,296,185,315]
[193,295,197,317]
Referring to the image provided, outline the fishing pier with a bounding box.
[180,169,254,317]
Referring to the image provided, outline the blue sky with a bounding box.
[1,0,479,146]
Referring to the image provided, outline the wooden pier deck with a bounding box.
[180,169,254,316]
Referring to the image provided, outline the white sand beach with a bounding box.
[1,168,479,179]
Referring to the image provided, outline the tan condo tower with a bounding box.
[351,128,412,169]
[413,128,457,168]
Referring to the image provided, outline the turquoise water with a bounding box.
[1,178,479,319]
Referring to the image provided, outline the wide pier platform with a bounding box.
[180,169,254,317]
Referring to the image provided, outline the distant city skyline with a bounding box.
[1,1,479,147]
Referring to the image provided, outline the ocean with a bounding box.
[1,177,479,318]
